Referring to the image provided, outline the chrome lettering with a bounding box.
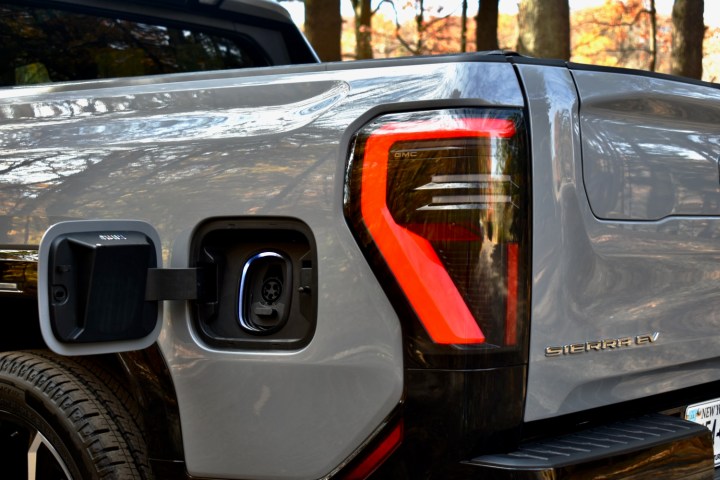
[544,333,660,358]
[603,339,618,349]
[98,234,127,241]
[636,332,660,345]
[545,346,563,357]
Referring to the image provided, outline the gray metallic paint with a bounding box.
[576,70,720,220]
[0,61,523,478]
[17,46,719,472]
[522,64,720,422]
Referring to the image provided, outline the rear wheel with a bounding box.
[0,350,152,479]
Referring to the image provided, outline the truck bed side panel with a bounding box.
[523,64,720,422]
[0,60,523,478]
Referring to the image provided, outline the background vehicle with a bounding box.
[1,0,719,478]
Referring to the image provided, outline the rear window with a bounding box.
[0,4,268,86]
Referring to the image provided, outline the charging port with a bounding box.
[191,218,317,350]
[239,251,292,334]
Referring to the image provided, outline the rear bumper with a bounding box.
[467,414,713,479]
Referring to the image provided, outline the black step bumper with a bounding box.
[467,414,713,479]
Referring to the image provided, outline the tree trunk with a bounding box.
[649,0,657,71]
[475,0,499,51]
[517,0,570,60]
[304,0,342,61]
[415,0,425,55]
[352,0,373,59]
[461,0,468,53]
[671,0,704,79]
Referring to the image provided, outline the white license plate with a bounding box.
[686,398,720,466]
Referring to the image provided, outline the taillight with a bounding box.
[345,108,529,361]
[344,108,530,476]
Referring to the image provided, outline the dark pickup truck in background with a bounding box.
[1,0,720,479]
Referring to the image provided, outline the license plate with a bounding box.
[686,398,720,466]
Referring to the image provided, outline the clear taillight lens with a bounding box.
[345,108,529,356]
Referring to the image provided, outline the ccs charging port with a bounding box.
[239,251,292,334]
[191,218,317,350]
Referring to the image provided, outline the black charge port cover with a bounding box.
[48,231,157,343]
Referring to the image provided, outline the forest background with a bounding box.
[278,0,716,83]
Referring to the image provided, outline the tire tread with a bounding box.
[0,350,152,479]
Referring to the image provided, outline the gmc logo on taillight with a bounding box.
[393,151,418,159]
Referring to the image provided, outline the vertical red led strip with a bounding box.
[360,117,515,345]
[505,243,519,346]
[345,421,403,480]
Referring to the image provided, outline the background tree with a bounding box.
[397,0,427,55]
[304,0,342,61]
[351,0,373,59]
[573,0,666,72]
[394,0,454,56]
[461,0,468,52]
[517,0,570,60]
[671,0,704,78]
[476,0,499,51]
[648,0,657,71]
[298,0,718,81]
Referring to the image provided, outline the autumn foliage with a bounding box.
[572,0,668,71]
[332,0,717,82]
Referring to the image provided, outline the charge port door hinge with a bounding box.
[145,267,217,302]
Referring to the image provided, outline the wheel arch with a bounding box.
[0,293,186,475]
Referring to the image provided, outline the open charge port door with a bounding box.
[38,218,317,356]
[49,230,157,343]
[192,218,317,351]
[38,220,165,356]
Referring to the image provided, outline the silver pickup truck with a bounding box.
[1,0,720,479]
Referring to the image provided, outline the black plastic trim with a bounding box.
[0,249,38,299]
[474,414,708,469]
[372,366,526,478]
[322,51,511,71]
[567,61,719,89]
[468,414,713,479]
[116,346,186,475]
[506,56,568,68]
[505,54,719,90]
[0,248,47,350]
[145,268,199,301]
